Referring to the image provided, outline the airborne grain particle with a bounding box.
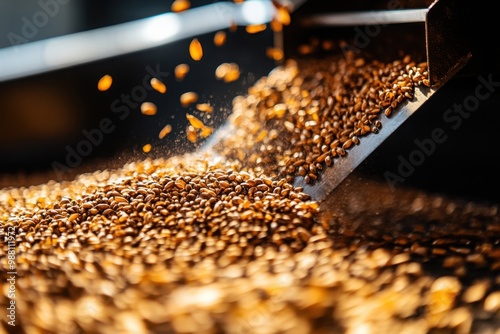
[158,124,172,139]
[189,38,203,61]
[142,143,152,153]
[275,7,291,25]
[196,103,213,113]
[171,0,190,12]
[214,31,227,46]
[150,78,167,94]
[245,24,267,34]
[175,63,190,81]
[97,74,113,91]
[140,102,157,116]
[180,92,198,107]
[186,113,204,129]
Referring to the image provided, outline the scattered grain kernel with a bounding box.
[245,24,267,34]
[214,31,227,47]
[180,92,199,107]
[175,63,190,81]
[140,102,157,116]
[189,38,203,61]
[150,78,167,94]
[159,124,172,139]
[97,74,113,91]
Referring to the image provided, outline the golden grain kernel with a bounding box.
[140,102,157,116]
[142,143,152,153]
[245,24,267,34]
[189,38,203,61]
[186,125,197,143]
[270,18,283,32]
[196,103,213,113]
[150,78,166,94]
[175,63,190,81]
[266,47,284,61]
[159,124,173,139]
[214,31,227,47]
[180,92,198,107]
[229,21,237,32]
[171,0,190,12]
[215,63,240,82]
[275,7,291,25]
[200,125,214,138]
[97,74,113,91]
[186,113,204,129]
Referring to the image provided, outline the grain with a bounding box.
[175,63,190,81]
[215,62,240,83]
[196,103,213,113]
[97,74,113,91]
[142,143,152,153]
[3,45,499,334]
[150,78,167,94]
[158,124,172,139]
[189,38,203,61]
[266,47,284,61]
[171,0,190,13]
[140,102,157,116]
[214,31,227,47]
[186,113,204,129]
[180,92,198,107]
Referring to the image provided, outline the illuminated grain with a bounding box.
[186,113,204,129]
[275,7,291,25]
[245,24,267,34]
[270,18,283,32]
[189,38,203,61]
[229,21,237,32]
[266,47,284,61]
[140,102,157,116]
[186,125,197,143]
[158,124,172,139]
[180,92,198,107]
[175,63,190,81]
[196,103,213,113]
[200,126,214,138]
[97,74,113,91]
[214,31,227,47]
[150,78,166,94]
[142,143,152,153]
[171,0,190,12]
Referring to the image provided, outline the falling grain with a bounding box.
[189,38,203,61]
[97,74,113,91]
[140,102,157,116]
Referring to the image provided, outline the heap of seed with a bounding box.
[213,51,428,183]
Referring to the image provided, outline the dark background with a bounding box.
[0,0,499,206]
